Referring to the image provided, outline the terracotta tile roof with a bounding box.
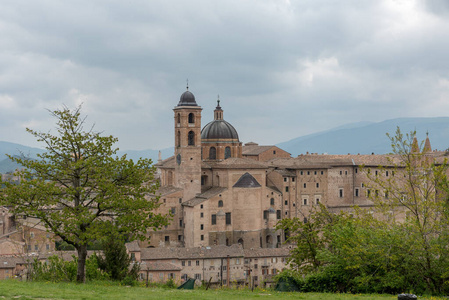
[242,145,276,156]
[207,158,268,169]
[182,187,227,207]
[0,256,22,268]
[125,241,140,252]
[273,169,296,177]
[141,244,244,260]
[157,185,183,197]
[155,156,175,168]
[243,247,291,258]
[140,261,181,271]
[268,154,403,169]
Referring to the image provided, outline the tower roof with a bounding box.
[177,88,198,106]
[233,172,261,188]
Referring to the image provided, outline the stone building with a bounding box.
[149,87,445,250]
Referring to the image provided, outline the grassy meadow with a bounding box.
[0,280,446,300]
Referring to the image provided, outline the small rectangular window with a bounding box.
[314,171,317,175]
[292,177,295,182]
[285,187,289,192]
[179,219,183,227]
[339,189,344,198]
[321,171,324,175]
[211,214,217,225]
[316,183,319,188]
[200,212,204,218]
[200,224,204,230]
[303,183,306,188]
[340,171,342,175]
[284,200,288,205]
[355,168,358,173]
[276,210,281,219]
[284,177,287,182]
[307,171,310,175]
[303,198,308,206]
[171,207,176,214]
[315,198,320,205]
[263,210,269,220]
[355,188,359,197]
[226,212,231,225]
[300,171,303,175]
[386,171,389,176]
[201,235,204,241]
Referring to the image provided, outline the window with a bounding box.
[211,214,217,225]
[303,183,306,188]
[195,274,201,280]
[339,189,344,198]
[321,171,324,175]
[285,187,289,192]
[315,198,320,205]
[225,147,231,159]
[307,171,310,175]
[316,183,319,188]
[254,264,258,269]
[188,261,191,266]
[200,204,203,209]
[179,219,183,227]
[263,210,269,220]
[200,224,204,230]
[314,171,317,175]
[226,213,231,225]
[276,210,281,219]
[270,198,274,205]
[218,200,223,207]
[27,245,31,251]
[236,258,240,265]
[303,217,308,223]
[196,260,200,266]
[168,273,175,279]
[355,168,358,173]
[177,131,181,147]
[177,113,181,124]
[171,207,176,214]
[303,198,308,206]
[35,245,38,251]
[188,113,194,123]
[30,232,35,238]
[188,131,195,146]
[386,171,389,176]
[292,177,295,182]
[367,189,371,197]
[178,235,183,241]
[340,171,342,175]
[345,171,348,175]
[284,177,287,182]
[355,188,359,197]
[200,212,204,218]
[375,170,378,176]
[284,200,288,205]
[165,236,170,242]
[179,198,182,203]
[300,171,303,175]
[209,147,217,159]
[273,150,276,154]
[46,244,50,250]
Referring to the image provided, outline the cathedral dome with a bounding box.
[201,120,239,140]
[177,90,198,106]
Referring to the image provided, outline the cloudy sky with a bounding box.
[1,0,449,151]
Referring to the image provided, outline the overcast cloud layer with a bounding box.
[1,0,449,152]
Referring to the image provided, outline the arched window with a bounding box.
[237,238,244,248]
[218,200,223,207]
[177,131,181,147]
[188,113,194,123]
[209,147,216,159]
[177,113,181,124]
[266,235,272,245]
[188,131,195,146]
[225,147,231,159]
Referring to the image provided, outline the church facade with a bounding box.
[146,88,442,249]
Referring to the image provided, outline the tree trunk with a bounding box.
[76,244,88,283]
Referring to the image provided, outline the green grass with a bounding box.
[0,280,444,300]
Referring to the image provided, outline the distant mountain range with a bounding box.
[1,117,449,173]
[277,117,449,156]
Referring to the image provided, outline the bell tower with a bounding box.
[173,86,202,201]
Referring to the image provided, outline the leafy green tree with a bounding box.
[0,106,169,283]
[277,204,336,274]
[96,233,138,282]
[364,128,449,294]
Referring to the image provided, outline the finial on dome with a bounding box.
[217,95,221,108]
[186,79,189,90]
